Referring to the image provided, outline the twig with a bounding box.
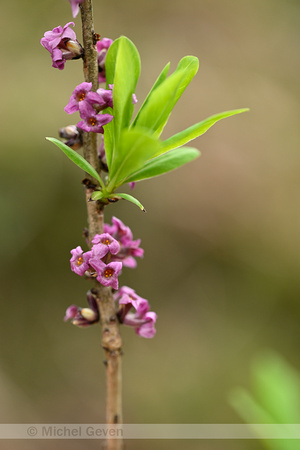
[80,2,123,447]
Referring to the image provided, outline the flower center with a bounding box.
[104,268,114,278]
[102,238,111,246]
[88,117,97,126]
[77,256,84,266]
[77,91,86,102]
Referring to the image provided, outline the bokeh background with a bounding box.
[1,0,299,449]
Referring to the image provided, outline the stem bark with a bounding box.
[80,2,123,448]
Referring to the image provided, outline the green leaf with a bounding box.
[252,351,300,424]
[229,387,275,424]
[105,36,141,150]
[108,128,162,189]
[102,110,114,172]
[116,193,146,212]
[160,108,249,154]
[132,62,170,126]
[132,55,199,137]
[90,191,105,201]
[229,389,299,448]
[229,351,300,449]
[126,147,200,183]
[45,137,103,187]
[172,55,199,102]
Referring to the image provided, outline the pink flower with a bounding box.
[70,246,92,276]
[65,82,94,114]
[110,216,133,241]
[89,259,122,289]
[115,287,157,338]
[64,305,78,321]
[68,0,84,18]
[103,217,144,268]
[115,286,145,309]
[132,94,138,105]
[96,87,113,109]
[65,83,113,114]
[41,22,83,70]
[134,312,157,338]
[97,38,113,83]
[91,233,120,258]
[77,103,113,134]
[121,238,144,268]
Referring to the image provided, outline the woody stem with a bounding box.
[80,2,123,448]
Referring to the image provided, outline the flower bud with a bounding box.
[80,308,98,322]
[65,39,84,59]
[59,125,79,139]
[59,125,83,150]
[64,290,99,327]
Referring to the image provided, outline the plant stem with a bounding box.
[80,2,123,448]
[80,0,100,174]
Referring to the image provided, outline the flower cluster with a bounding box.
[64,82,114,133]
[70,217,144,288]
[70,235,122,289]
[63,82,138,134]
[66,217,157,338]
[64,286,157,338]
[40,21,122,136]
[41,9,157,339]
[40,22,83,70]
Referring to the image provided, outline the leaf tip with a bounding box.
[45,136,57,144]
[235,108,250,115]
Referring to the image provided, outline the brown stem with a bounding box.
[80,0,98,90]
[80,2,123,448]
[80,0,100,173]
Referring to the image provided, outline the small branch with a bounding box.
[80,0,98,90]
[80,2,123,448]
[93,285,123,424]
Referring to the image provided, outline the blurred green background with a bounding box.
[0,0,299,449]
